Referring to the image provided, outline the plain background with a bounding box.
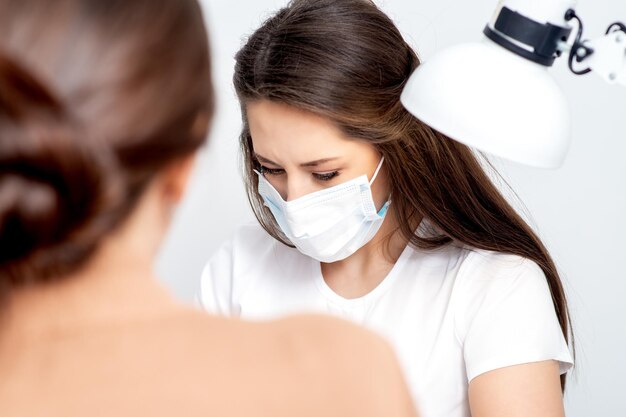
[156,1,626,415]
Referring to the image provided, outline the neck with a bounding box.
[320,210,419,299]
[0,191,182,343]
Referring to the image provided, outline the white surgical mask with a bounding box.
[256,157,391,263]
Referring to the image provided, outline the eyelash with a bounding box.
[259,165,339,182]
[314,171,339,181]
[259,166,285,176]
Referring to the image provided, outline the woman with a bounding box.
[198,1,574,416]
[0,0,419,416]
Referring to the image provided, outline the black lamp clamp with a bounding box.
[483,6,572,67]
[484,6,626,78]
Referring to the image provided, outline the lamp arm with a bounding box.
[561,10,626,86]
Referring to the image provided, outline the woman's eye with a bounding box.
[313,171,339,181]
[260,166,285,176]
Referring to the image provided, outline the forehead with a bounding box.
[247,100,345,141]
[246,100,375,163]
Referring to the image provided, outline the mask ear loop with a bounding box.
[368,156,385,186]
[367,156,392,217]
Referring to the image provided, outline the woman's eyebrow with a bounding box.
[254,153,280,166]
[255,154,340,168]
[300,157,340,167]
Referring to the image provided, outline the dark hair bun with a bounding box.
[0,52,123,285]
[1,0,212,292]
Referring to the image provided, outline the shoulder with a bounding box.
[178,311,418,416]
[455,248,548,297]
[452,249,553,341]
[451,250,572,381]
[198,222,283,311]
[460,249,544,280]
[264,314,418,416]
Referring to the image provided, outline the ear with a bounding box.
[159,153,198,204]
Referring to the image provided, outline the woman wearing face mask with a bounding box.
[198,1,574,416]
[0,0,419,415]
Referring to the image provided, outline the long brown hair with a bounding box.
[233,0,573,389]
[0,0,212,292]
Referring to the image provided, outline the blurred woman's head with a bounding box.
[0,0,212,293]
[234,0,572,388]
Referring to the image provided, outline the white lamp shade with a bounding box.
[401,38,572,168]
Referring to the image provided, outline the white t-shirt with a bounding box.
[198,223,573,417]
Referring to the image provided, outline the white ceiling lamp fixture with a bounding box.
[401,0,626,168]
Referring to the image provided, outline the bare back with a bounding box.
[0,307,417,417]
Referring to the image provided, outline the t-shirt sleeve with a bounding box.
[454,252,574,382]
[197,238,238,316]
[196,222,272,317]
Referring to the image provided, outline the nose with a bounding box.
[284,176,312,202]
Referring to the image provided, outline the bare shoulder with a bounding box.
[2,307,415,417]
[267,314,420,417]
[161,309,418,416]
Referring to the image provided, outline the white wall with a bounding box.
[157,1,626,415]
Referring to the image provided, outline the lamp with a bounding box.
[400,0,626,168]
